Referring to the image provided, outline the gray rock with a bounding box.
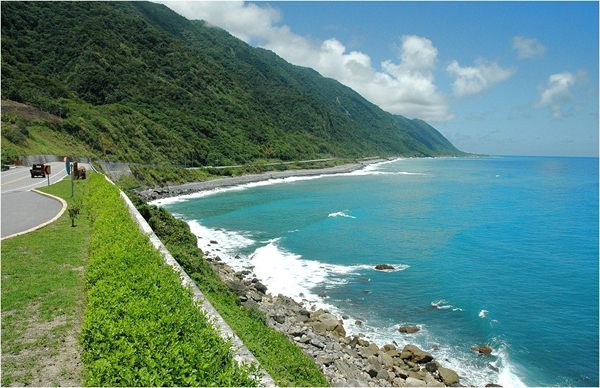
[365,364,379,378]
[379,352,394,368]
[392,378,406,387]
[400,345,433,364]
[438,366,460,386]
[316,354,335,366]
[368,342,380,355]
[405,377,427,387]
[377,369,392,382]
[399,326,420,333]
[307,321,327,335]
[386,349,401,358]
[383,344,397,352]
[426,382,445,387]
[225,279,248,296]
[247,290,263,302]
[254,281,268,294]
[425,362,438,373]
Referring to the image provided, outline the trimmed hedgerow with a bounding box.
[81,175,257,387]
[131,196,329,387]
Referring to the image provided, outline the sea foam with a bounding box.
[328,211,356,219]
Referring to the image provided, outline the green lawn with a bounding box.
[1,177,90,386]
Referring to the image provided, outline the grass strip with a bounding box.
[131,196,329,387]
[81,174,257,386]
[1,177,90,386]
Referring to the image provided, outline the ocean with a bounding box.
[153,156,599,387]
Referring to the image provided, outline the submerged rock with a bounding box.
[399,326,420,333]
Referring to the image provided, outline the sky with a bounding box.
[159,1,599,157]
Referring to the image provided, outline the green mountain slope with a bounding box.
[1,1,465,165]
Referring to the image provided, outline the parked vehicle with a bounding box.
[30,164,46,178]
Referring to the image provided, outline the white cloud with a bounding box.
[512,36,546,59]
[446,59,515,97]
[535,71,583,119]
[157,1,453,122]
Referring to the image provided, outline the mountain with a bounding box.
[1,1,465,166]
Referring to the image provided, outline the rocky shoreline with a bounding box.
[204,248,501,387]
[142,157,502,387]
[138,158,391,202]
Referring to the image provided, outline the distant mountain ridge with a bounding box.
[1,1,465,165]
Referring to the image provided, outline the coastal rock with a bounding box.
[368,343,380,355]
[225,279,248,296]
[437,366,460,386]
[399,326,420,333]
[375,264,395,270]
[425,362,437,373]
[254,281,268,294]
[400,345,433,364]
[382,344,396,352]
[485,384,502,387]
[405,377,427,387]
[379,352,394,369]
[386,349,401,358]
[426,381,445,387]
[479,346,493,356]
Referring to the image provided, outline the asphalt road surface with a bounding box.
[1,162,70,239]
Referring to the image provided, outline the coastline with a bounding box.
[138,158,391,201]
[143,156,504,387]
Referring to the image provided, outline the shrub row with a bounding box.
[81,174,257,387]
[131,196,329,387]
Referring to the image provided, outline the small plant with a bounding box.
[67,201,80,227]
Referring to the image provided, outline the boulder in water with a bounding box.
[375,264,395,270]
[399,326,420,333]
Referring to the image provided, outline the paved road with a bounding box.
[1,162,70,239]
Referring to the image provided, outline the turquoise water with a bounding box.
[156,157,599,386]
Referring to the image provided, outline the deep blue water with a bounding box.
[156,157,599,387]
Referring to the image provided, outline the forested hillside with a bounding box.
[1,1,464,166]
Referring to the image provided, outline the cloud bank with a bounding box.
[512,36,546,59]
[536,71,585,119]
[446,59,515,97]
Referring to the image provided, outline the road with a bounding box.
[1,162,70,239]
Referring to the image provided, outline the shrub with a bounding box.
[82,175,257,387]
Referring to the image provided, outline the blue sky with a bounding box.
[161,1,599,157]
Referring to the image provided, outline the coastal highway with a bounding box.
[1,162,69,239]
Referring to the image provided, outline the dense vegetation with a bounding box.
[82,174,257,386]
[131,196,329,386]
[1,1,464,167]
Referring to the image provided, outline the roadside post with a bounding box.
[65,157,73,197]
[44,164,51,186]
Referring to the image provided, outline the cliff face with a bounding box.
[1,1,465,165]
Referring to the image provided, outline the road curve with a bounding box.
[1,162,73,239]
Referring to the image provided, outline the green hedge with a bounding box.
[131,196,329,387]
[81,174,257,387]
